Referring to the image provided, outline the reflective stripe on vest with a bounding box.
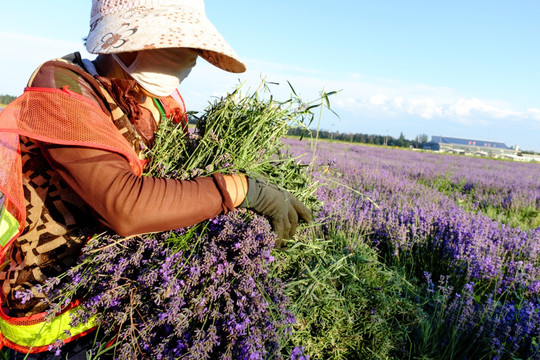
[0,201,97,353]
[0,203,19,248]
[0,200,97,353]
[0,304,98,352]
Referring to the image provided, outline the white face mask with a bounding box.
[112,48,198,98]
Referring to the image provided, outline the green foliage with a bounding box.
[0,94,16,106]
[274,225,419,360]
[0,349,9,360]
[484,205,540,229]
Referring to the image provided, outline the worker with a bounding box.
[0,0,312,358]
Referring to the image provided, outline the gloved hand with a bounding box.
[239,176,312,246]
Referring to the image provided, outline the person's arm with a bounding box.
[40,143,237,236]
[222,173,248,207]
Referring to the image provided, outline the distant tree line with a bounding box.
[0,94,16,105]
[6,96,534,154]
[288,127,430,149]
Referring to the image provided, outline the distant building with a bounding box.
[425,135,521,159]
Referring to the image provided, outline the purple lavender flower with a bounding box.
[45,211,293,359]
[290,346,310,360]
[14,288,34,305]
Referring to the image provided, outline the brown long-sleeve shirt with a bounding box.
[41,144,233,236]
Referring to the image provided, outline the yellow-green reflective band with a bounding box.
[0,307,97,348]
[0,205,19,248]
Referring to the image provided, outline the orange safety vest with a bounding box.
[0,84,187,353]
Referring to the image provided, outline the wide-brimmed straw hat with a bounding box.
[86,0,246,73]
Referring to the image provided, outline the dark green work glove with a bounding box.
[239,176,312,246]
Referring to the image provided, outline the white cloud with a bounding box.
[286,72,533,127]
[405,98,441,119]
[526,108,540,121]
[446,98,521,120]
[369,94,388,105]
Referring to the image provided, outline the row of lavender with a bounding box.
[390,148,538,228]
[378,148,539,212]
[285,139,540,359]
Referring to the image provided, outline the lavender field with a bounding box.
[279,138,540,359]
[32,89,539,359]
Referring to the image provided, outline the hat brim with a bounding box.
[85,5,246,73]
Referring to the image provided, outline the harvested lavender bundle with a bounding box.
[144,82,323,209]
[46,211,292,360]
[40,83,328,359]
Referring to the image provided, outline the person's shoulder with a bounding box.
[27,52,105,108]
[28,53,88,92]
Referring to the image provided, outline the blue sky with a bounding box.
[1,0,539,151]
